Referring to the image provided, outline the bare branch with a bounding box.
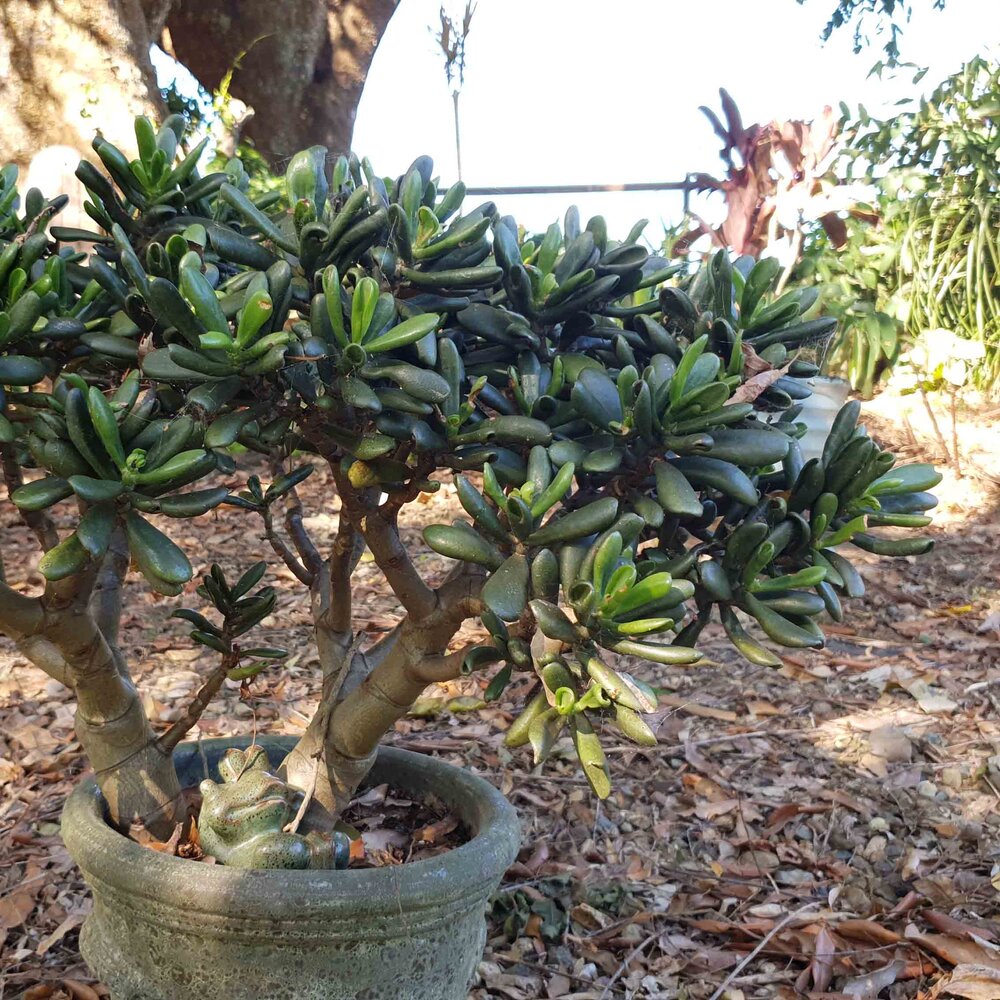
[13,635,72,686]
[284,486,322,576]
[157,652,236,753]
[262,507,314,586]
[1,443,59,552]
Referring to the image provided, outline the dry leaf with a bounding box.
[569,903,610,931]
[413,816,458,845]
[907,934,1000,970]
[725,361,791,405]
[36,913,86,955]
[740,341,775,378]
[842,959,906,997]
[810,923,836,992]
[63,981,101,1000]
[0,885,37,929]
[944,964,1000,999]
[659,693,738,722]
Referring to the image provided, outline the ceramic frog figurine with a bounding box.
[198,745,349,870]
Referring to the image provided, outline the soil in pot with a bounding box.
[127,772,470,869]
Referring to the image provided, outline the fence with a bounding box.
[465,177,700,216]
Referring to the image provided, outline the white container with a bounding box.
[797,377,850,463]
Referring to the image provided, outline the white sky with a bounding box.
[353,0,997,236]
[154,0,998,240]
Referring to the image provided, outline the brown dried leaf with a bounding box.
[810,923,836,992]
[726,361,791,406]
[0,883,37,929]
[908,934,1000,970]
[842,958,906,998]
[413,816,458,845]
[944,964,1000,1000]
[741,341,775,378]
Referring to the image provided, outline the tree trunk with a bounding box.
[166,0,400,164]
[0,0,166,173]
[1,0,397,174]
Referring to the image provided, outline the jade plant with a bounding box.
[0,117,940,858]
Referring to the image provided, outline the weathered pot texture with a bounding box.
[61,736,520,1000]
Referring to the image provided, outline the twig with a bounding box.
[284,485,322,575]
[1,444,59,552]
[966,676,1000,694]
[950,390,962,477]
[706,902,820,1000]
[157,653,236,752]
[603,728,809,754]
[262,507,314,586]
[284,755,319,835]
[918,386,950,462]
[598,929,660,999]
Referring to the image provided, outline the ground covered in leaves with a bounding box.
[2,388,999,1000]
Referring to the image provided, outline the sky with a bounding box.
[154,0,998,241]
[351,0,997,237]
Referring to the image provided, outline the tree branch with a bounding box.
[262,507,315,586]
[157,651,237,753]
[284,486,322,576]
[0,580,43,636]
[0,574,73,686]
[89,525,129,649]
[1,443,59,552]
[332,466,436,620]
[322,518,361,635]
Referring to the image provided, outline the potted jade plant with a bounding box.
[0,117,940,1000]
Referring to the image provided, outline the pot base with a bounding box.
[63,737,520,1000]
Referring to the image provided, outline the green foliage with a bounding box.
[797,58,999,395]
[0,116,940,796]
[799,0,948,65]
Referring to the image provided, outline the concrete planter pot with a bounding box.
[61,736,520,1000]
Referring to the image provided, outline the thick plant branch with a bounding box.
[157,651,237,752]
[0,579,43,635]
[0,579,73,686]
[332,466,436,620]
[1,444,59,552]
[357,510,436,619]
[328,629,478,761]
[335,619,402,700]
[284,618,479,822]
[318,519,360,636]
[89,525,130,650]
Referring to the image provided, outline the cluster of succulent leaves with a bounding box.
[173,561,288,682]
[0,116,939,797]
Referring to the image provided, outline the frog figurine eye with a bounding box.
[198,745,349,869]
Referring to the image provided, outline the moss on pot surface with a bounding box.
[62,737,519,1000]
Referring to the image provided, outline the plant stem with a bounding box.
[262,506,314,585]
[157,652,236,753]
[950,390,962,477]
[774,224,804,296]
[89,525,129,651]
[1,443,58,551]
[918,386,950,463]
[453,90,463,181]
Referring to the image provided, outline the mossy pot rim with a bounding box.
[61,735,520,923]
